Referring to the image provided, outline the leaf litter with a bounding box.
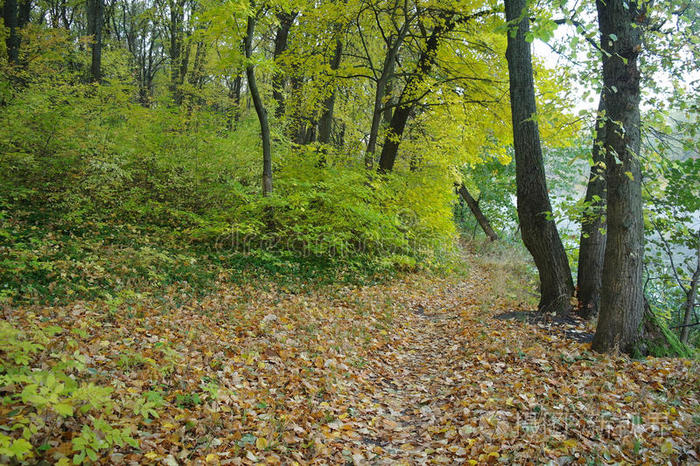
[2,262,698,464]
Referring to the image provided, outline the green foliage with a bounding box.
[456,155,518,239]
[0,69,459,304]
[642,131,699,344]
[131,390,166,420]
[0,321,138,464]
[175,392,203,408]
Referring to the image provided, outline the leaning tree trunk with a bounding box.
[504,0,574,316]
[591,0,645,354]
[245,12,273,196]
[376,9,491,173]
[377,21,445,173]
[365,29,405,168]
[679,232,699,344]
[577,96,607,319]
[457,184,499,241]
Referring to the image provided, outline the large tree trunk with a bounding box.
[504,0,574,316]
[4,0,19,64]
[245,13,272,196]
[271,11,296,119]
[457,184,499,242]
[577,96,607,319]
[86,0,104,82]
[592,0,645,354]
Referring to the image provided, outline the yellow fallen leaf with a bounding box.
[661,439,674,455]
[563,438,577,449]
[205,453,218,463]
[256,437,268,450]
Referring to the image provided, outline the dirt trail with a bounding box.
[339,279,483,464]
[359,311,462,463]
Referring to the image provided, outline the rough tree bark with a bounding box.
[271,11,297,118]
[457,184,499,242]
[244,11,273,196]
[504,0,574,315]
[592,0,645,354]
[86,0,104,82]
[577,96,607,319]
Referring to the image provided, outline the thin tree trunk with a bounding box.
[365,30,405,168]
[577,96,607,319]
[383,78,394,123]
[245,12,272,196]
[317,38,343,145]
[679,232,699,344]
[86,0,104,82]
[592,0,645,354]
[504,0,574,316]
[377,22,444,173]
[186,40,206,109]
[227,74,242,130]
[190,41,206,88]
[168,0,184,104]
[457,184,499,241]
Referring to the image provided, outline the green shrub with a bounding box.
[0,322,139,464]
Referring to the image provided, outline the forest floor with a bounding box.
[3,251,699,465]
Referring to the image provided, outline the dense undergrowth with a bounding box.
[0,72,460,305]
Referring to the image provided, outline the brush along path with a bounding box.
[2,266,698,465]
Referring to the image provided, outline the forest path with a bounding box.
[355,304,467,463]
[335,275,490,464]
